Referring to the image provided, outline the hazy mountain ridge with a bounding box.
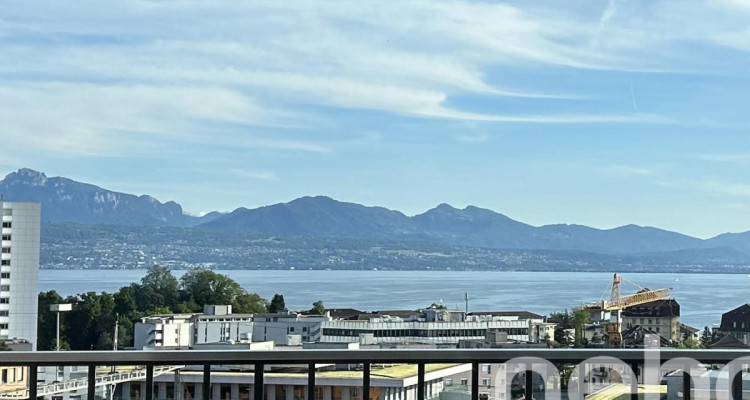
[3,168,749,261]
[203,196,724,255]
[0,168,221,226]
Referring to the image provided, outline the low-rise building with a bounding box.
[320,310,552,346]
[252,313,330,345]
[134,305,254,349]
[622,300,680,342]
[717,303,750,345]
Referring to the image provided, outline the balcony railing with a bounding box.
[1,348,750,400]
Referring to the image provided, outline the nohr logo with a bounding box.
[486,335,742,400]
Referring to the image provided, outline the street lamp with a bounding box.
[49,304,72,351]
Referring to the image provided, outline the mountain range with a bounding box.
[2,168,750,258]
[0,168,220,226]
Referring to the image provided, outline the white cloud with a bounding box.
[1,0,747,160]
[697,153,750,163]
[229,169,275,181]
[609,165,656,177]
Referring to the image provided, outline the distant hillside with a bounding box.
[0,168,220,226]
[39,223,750,272]
[202,196,711,255]
[4,168,750,261]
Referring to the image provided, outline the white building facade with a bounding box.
[0,201,40,349]
[319,316,537,345]
[134,305,255,349]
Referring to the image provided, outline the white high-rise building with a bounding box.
[0,201,40,350]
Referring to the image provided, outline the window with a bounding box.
[1,235,9,241]
[460,378,468,386]
[445,379,453,387]
[1,248,9,254]
[0,298,9,304]
[0,311,7,316]
[482,378,491,387]
[1,209,10,216]
[0,261,8,266]
[289,327,295,332]
[482,364,491,373]
[1,222,10,228]
[0,273,7,278]
[0,324,7,329]
[0,285,8,291]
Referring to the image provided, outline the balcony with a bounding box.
[1,348,750,400]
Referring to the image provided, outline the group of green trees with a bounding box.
[37,266,326,351]
[547,307,590,347]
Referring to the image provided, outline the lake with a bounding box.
[39,269,749,329]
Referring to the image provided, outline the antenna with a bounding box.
[464,292,469,314]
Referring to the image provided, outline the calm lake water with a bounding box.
[39,270,750,329]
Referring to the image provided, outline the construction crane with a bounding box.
[584,273,670,347]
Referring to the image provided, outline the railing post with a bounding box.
[731,363,742,400]
[28,365,37,400]
[363,363,370,400]
[308,363,315,400]
[471,362,478,400]
[145,364,154,400]
[417,363,425,400]
[203,364,211,400]
[630,362,639,400]
[525,363,533,400]
[682,365,691,400]
[88,365,96,400]
[255,363,264,400]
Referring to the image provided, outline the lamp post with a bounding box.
[49,304,72,351]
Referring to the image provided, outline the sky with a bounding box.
[1,0,750,239]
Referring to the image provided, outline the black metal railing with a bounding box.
[1,348,750,400]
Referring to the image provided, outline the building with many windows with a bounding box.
[0,201,40,349]
[134,305,255,349]
[621,299,681,342]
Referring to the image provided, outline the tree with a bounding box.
[678,337,704,349]
[269,294,287,313]
[233,293,268,314]
[591,332,602,344]
[0,341,9,351]
[429,302,447,310]
[309,300,325,315]
[571,306,589,347]
[179,269,246,307]
[37,290,65,351]
[138,265,179,311]
[701,326,713,346]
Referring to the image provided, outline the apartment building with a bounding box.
[621,299,680,342]
[0,201,40,349]
[717,303,750,345]
[320,310,550,345]
[134,305,254,349]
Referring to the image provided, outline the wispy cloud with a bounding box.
[454,133,490,144]
[5,0,734,162]
[229,169,275,181]
[696,153,750,163]
[609,165,656,177]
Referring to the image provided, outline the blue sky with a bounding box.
[1,0,750,238]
